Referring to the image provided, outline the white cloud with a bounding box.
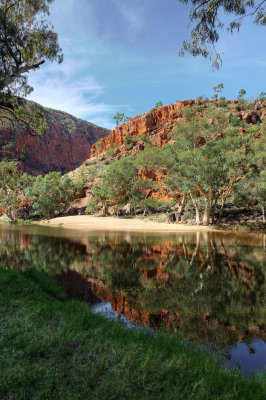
[110,0,145,36]
[27,57,119,129]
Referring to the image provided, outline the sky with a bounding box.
[28,0,266,129]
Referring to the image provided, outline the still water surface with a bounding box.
[0,224,265,376]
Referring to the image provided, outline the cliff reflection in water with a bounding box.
[77,232,266,347]
[0,227,265,348]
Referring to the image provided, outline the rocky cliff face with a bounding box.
[90,100,190,158]
[90,99,265,160]
[68,99,266,211]
[0,105,109,175]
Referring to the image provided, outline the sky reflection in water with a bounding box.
[0,224,265,376]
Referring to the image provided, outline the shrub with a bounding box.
[26,172,75,219]
[125,134,133,150]
[86,198,98,214]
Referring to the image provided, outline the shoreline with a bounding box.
[37,215,230,233]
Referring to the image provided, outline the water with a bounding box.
[0,224,265,376]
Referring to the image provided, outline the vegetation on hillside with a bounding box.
[84,99,266,226]
[0,98,265,226]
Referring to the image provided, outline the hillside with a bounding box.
[69,98,265,226]
[89,99,265,160]
[0,102,109,175]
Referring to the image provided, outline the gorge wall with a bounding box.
[90,99,265,160]
[0,105,109,175]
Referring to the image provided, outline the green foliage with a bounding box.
[87,101,265,224]
[170,106,254,224]
[178,0,265,69]
[0,0,62,133]
[155,101,163,108]
[125,133,133,150]
[86,197,98,214]
[113,112,130,126]
[212,83,224,100]
[238,89,246,100]
[106,141,117,158]
[142,135,151,145]
[140,198,168,214]
[136,145,169,169]
[96,141,105,150]
[258,91,266,100]
[93,157,153,214]
[124,134,149,150]
[0,161,32,219]
[26,172,75,218]
[229,113,245,127]
[1,267,265,399]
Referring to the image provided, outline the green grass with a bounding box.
[0,268,265,400]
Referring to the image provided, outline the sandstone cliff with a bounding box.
[90,99,265,160]
[71,99,263,206]
[0,104,109,175]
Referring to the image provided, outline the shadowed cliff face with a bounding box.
[0,106,109,175]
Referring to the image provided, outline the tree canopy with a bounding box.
[0,160,32,219]
[178,0,266,68]
[0,0,62,133]
[26,172,75,218]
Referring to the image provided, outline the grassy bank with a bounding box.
[0,269,265,400]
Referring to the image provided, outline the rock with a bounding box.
[167,213,176,223]
[0,103,109,175]
[14,206,35,219]
[90,100,193,157]
[238,110,260,124]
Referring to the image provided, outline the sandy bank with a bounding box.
[38,215,222,233]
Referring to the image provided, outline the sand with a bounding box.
[38,215,222,233]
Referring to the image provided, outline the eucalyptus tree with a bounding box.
[112,112,130,126]
[170,106,254,225]
[0,160,32,219]
[0,0,63,133]
[178,0,265,68]
[26,172,75,218]
[93,157,153,215]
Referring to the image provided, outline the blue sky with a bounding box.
[28,0,266,129]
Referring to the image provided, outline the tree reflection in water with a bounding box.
[0,227,265,349]
[80,232,265,348]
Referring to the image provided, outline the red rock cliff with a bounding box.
[0,106,109,175]
[90,100,193,157]
[90,99,265,159]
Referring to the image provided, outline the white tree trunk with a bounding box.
[176,193,187,221]
[262,205,265,223]
[202,197,211,225]
[7,206,13,221]
[189,191,200,225]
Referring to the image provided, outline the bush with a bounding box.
[96,141,105,150]
[26,172,75,219]
[125,134,133,150]
[86,198,98,214]
[229,114,245,128]
[141,198,168,214]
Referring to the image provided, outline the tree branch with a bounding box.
[0,60,45,91]
[0,105,38,135]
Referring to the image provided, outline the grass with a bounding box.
[10,219,35,225]
[0,268,265,400]
[0,218,34,225]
